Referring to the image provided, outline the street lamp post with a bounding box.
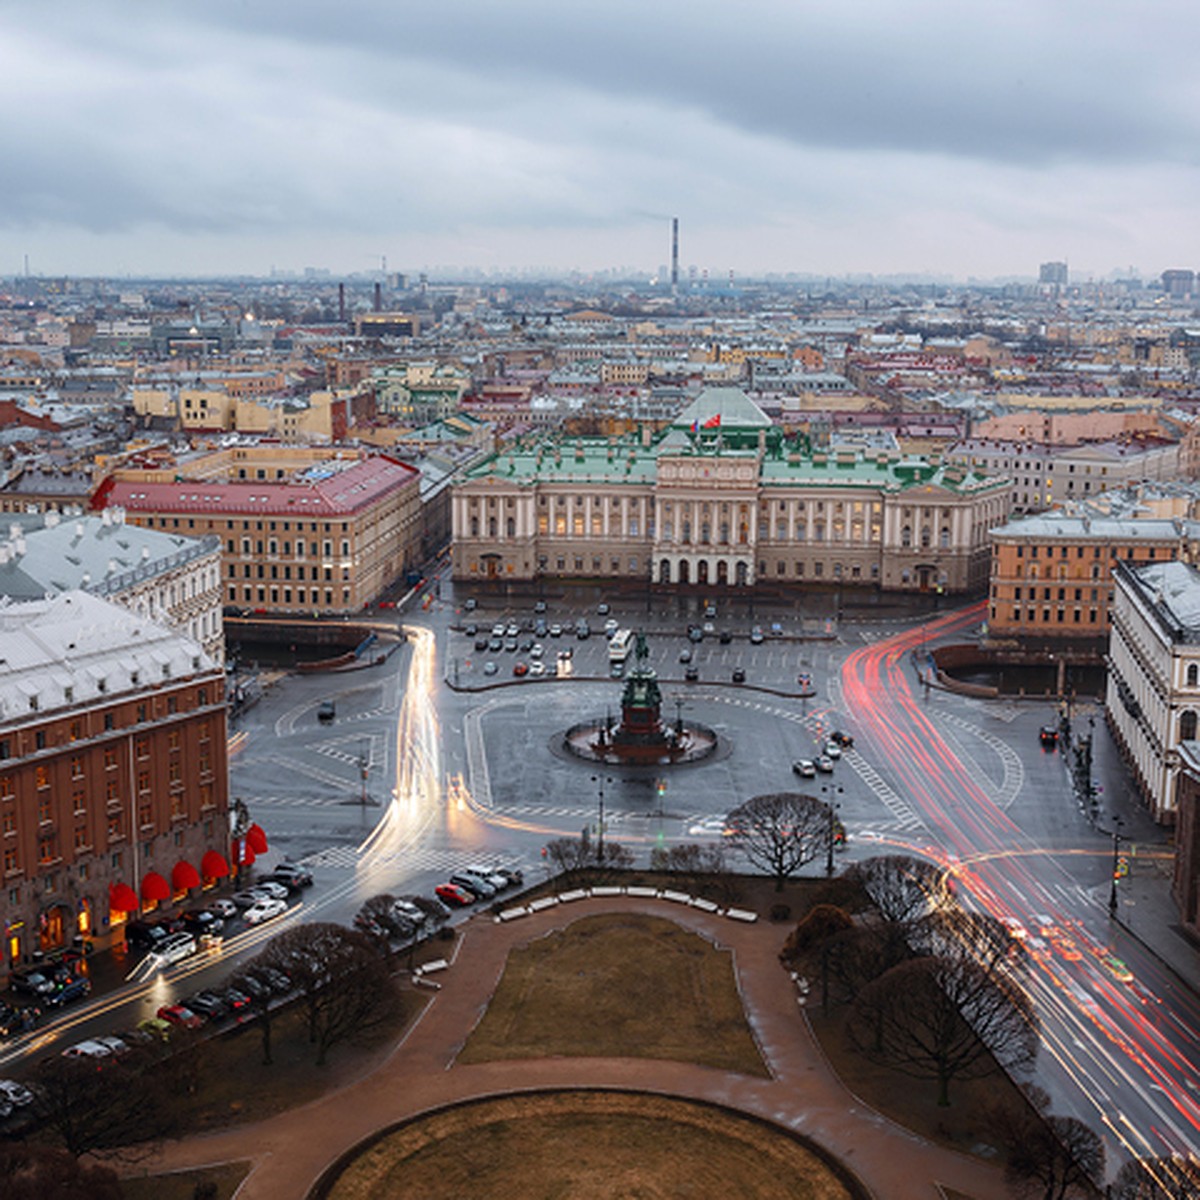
[591,774,613,864]
[1108,815,1125,918]
[822,784,844,876]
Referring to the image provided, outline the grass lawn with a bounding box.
[458,911,768,1076]
[323,1092,858,1200]
[119,1161,251,1200]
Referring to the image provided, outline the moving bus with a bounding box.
[608,628,634,663]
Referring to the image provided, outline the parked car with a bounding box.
[829,730,855,748]
[185,991,230,1021]
[435,882,474,907]
[391,898,427,925]
[483,661,498,676]
[474,636,489,651]
[575,622,591,640]
[792,759,817,778]
[243,897,288,926]
[487,637,503,653]
[157,1004,203,1031]
[688,626,703,643]
[491,623,506,637]
[603,617,619,637]
[0,1080,34,1108]
[220,986,252,1013]
[267,863,314,889]
[180,909,224,936]
[44,977,91,1009]
[684,665,699,681]
[408,893,451,922]
[136,1016,173,1041]
[94,1035,130,1058]
[231,889,268,908]
[208,898,239,919]
[464,598,477,611]
[823,741,842,759]
[513,662,529,677]
[9,970,59,999]
[63,1039,113,1062]
[679,647,693,663]
[549,623,563,637]
[597,602,611,615]
[464,865,510,891]
[503,637,519,653]
[450,871,496,899]
[250,880,289,901]
[749,626,765,644]
[530,661,546,677]
[317,699,336,724]
[719,629,732,644]
[815,755,835,773]
[492,866,524,887]
[732,667,746,683]
[703,604,717,619]
[534,600,547,614]
[519,635,535,652]
[529,643,544,659]
[534,618,548,637]
[123,921,171,953]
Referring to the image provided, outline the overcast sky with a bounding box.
[4,1,1197,281]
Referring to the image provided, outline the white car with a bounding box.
[823,741,842,759]
[243,897,288,926]
[687,814,732,837]
[603,618,619,636]
[529,643,544,659]
[792,759,817,778]
[491,623,506,637]
[0,1079,34,1107]
[251,880,289,901]
[208,898,238,918]
[529,661,546,676]
[63,1039,112,1061]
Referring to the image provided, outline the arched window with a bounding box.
[901,525,912,548]
[940,527,950,549]
[1182,710,1198,741]
[1188,664,1199,688]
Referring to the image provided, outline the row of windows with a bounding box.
[994,586,1107,602]
[228,539,351,557]
[995,607,1101,624]
[0,700,210,762]
[228,585,347,606]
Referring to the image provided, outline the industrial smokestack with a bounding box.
[373,282,382,312]
[338,282,346,323]
[671,217,679,289]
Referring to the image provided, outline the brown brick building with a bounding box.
[0,592,229,973]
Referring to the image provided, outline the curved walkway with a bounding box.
[120,898,1014,1200]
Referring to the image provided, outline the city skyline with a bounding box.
[5,1,1199,281]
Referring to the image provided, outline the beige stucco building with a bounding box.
[453,389,1010,594]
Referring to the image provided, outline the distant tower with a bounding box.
[373,282,382,312]
[338,282,346,323]
[671,217,679,290]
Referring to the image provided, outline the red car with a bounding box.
[434,883,474,907]
[157,1003,203,1031]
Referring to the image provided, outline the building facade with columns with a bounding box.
[452,389,1011,594]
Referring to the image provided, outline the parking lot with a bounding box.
[447,597,827,692]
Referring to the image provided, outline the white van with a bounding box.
[156,932,198,966]
[608,629,634,663]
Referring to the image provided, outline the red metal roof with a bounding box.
[101,455,419,518]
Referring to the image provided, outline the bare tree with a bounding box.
[816,922,914,1012]
[1006,1114,1104,1200]
[0,1144,123,1200]
[261,922,396,1065]
[846,954,1038,1106]
[726,792,831,890]
[230,954,277,1066]
[546,836,634,888]
[649,842,737,901]
[846,854,947,925]
[1112,1155,1200,1200]
[914,906,1024,977]
[33,1052,178,1160]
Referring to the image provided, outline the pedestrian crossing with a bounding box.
[298,843,522,874]
[846,754,923,831]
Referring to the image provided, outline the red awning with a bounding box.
[109,882,140,913]
[246,824,269,855]
[171,861,201,891]
[140,872,171,902]
[201,850,229,879]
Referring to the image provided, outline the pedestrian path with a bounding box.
[122,895,1015,1200]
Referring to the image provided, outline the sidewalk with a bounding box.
[120,897,1014,1200]
[1111,853,1200,993]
